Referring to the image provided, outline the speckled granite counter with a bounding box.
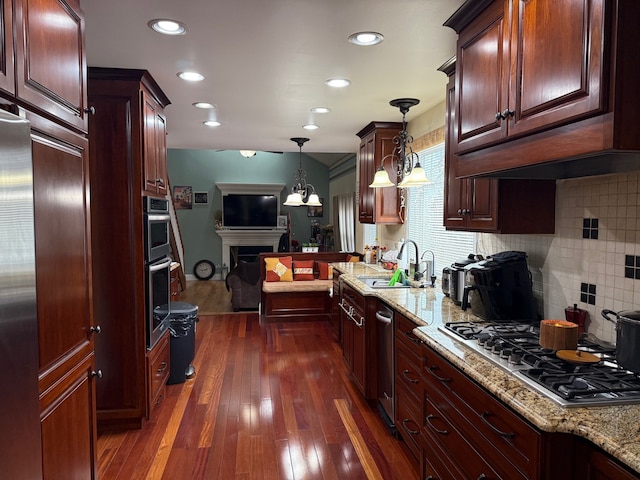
[333,262,640,475]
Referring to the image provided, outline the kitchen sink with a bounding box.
[358,277,410,289]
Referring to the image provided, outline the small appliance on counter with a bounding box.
[565,303,588,335]
[441,266,452,296]
[460,251,538,322]
[450,254,481,305]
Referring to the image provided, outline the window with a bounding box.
[406,144,475,273]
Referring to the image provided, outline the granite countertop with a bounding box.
[332,262,640,474]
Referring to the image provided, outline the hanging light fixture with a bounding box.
[283,137,322,207]
[369,98,431,189]
[239,150,256,158]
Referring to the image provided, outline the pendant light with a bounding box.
[369,98,431,189]
[283,138,322,207]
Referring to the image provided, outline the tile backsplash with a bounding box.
[476,172,640,344]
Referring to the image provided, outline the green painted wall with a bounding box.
[167,149,330,275]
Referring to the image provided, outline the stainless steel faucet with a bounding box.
[397,239,421,281]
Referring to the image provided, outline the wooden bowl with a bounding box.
[539,319,579,351]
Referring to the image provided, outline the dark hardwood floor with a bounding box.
[96,284,417,479]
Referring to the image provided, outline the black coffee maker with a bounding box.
[461,251,538,322]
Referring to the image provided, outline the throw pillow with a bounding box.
[264,256,293,282]
[317,262,333,280]
[347,254,360,263]
[293,260,315,281]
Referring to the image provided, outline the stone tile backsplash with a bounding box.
[476,172,640,344]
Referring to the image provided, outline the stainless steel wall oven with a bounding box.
[143,196,172,348]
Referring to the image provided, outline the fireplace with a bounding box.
[230,245,274,269]
[217,229,285,269]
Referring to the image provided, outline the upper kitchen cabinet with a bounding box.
[0,0,14,95]
[14,0,89,133]
[445,0,640,179]
[357,122,404,224]
[143,92,168,195]
[441,57,556,233]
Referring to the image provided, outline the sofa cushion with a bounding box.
[262,279,333,293]
[264,256,293,282]
[293,260,315,281]
[316,261,334,280]
[347,254,360,262]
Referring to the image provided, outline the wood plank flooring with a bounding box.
[96,294,418,479]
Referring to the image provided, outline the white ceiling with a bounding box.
[80,0,464,165]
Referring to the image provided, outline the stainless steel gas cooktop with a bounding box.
[438,321,640,408]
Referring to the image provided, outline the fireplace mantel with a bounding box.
[216,229,285,268]
[215,182,285,196]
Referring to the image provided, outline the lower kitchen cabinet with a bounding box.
[339,282,378,400]
[146,330,170,416]
[394,313,425,471]
[576,439,640,480]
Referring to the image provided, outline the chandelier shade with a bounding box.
[282,137,322,207]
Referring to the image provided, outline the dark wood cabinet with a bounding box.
[356,122,404,224]
[27,74,97,478]
[393,313,424,470]
[146,331,170,417]
[576,439,640,480]
[88,67,171,429]
[445,0,640,179]
[340,283,368,395]
[440,57,556,233]
[0,0,14,96]
[14,0,89,133]
[143,92,168,195]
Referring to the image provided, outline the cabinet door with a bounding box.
[455,0,509,154]
[30,116,93,373]
[40,354,97,480]
[508,0,606,137]
[15,0,88,132]
[351,310,366,394]
[0,0,14,95]
[155,111,168,196]
[358,135,375,223]
[465,177,498,231]
[143,93,160,193]
[375,130,404,224]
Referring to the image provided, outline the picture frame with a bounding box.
[277,215,288,228]
[193,191,209,205]
[173,186,193,209]
[307,199,324,217]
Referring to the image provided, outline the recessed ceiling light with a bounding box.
[148,19,187,35]
[178,71,205,82]
[348,32,384,46]
[325,78,351,88]
[311,107,331,114]
[303,124,319,131]
[193,102,216,109]
[203,120,221,127]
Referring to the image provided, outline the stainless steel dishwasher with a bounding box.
[376,302,395,434]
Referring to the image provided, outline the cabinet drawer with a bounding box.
[422,344,539,479]
[395,383,422,462]
[395,345,422,402]
[147,332,170,415]
[394,313,422,351]
[423,396,502,480]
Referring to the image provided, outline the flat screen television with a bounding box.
[222,194,278,228]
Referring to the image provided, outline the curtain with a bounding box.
[337,193,355,252]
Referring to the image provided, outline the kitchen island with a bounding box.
[333,261,640,478]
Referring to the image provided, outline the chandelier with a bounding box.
[283,137,322,207]
[369,98,431,189]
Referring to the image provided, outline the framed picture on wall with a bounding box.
[307,199,324,217]
[173,186,193,209]
[277,215,288,228]
[193,191,209,205]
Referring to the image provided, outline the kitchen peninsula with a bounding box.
[334,262,640,479]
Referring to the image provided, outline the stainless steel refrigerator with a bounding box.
[0,108,43,478]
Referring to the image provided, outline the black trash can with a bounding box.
[160,301,199,385]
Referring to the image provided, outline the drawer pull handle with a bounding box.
[402,369,419,384]
[157,361,168,372]
[426,414,448,435]
[477,475,487,480]
[428,366,451,383]
[480,411,515,438]
[401,419,419,435]
[403,331,421,344]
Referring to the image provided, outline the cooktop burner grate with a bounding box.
[440,321,640,407]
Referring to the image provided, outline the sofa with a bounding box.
[258,251,361,322]
[225,261,261,311]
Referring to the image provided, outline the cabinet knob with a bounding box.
[156,178,165,186]
[89,325,102,335]
[457,208,463,215]
[501,109,514,119]
[91,369,103,378]
[495,111,503,120]
[463,208,470,215]
[477,475,487,480]
[84,106,96,115]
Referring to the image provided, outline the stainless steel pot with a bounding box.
[601,309,640,373]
